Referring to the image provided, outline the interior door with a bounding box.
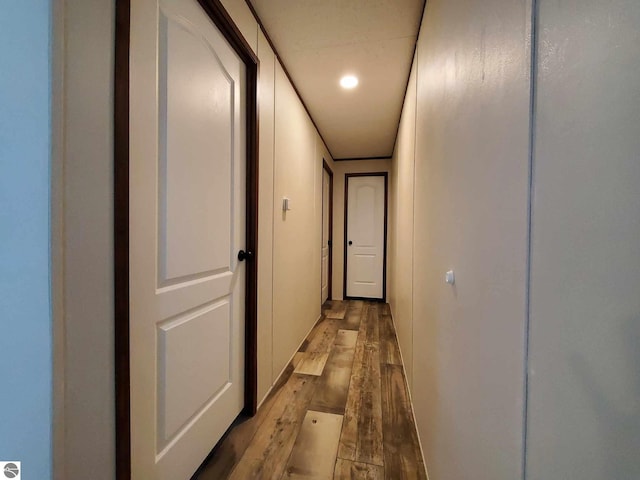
[129,0,246,478]
[345,175,386,299]
[321,168,331,303]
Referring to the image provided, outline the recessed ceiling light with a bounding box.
[340,75,359,89]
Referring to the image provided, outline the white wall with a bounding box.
[331,159,391,300]
[389,0,532,478]
[526,1,640,478]
[0,1,53,478]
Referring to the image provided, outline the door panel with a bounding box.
[352,185,376,244]
[321,169,330,303]
[353,254,377,282]
[158,301,230,443]
[346,175,385,299]
[159,8,233,282]
[129,0,245,478]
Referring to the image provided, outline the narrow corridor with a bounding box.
[195,300,426,479]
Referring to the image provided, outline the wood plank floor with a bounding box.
[193,300,426,480]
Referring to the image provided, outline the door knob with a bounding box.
[348,240,353,246]
[237,249,254,261]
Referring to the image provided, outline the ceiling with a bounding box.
[249,0,425,160]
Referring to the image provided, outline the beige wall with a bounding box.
[219,0,258,51]
[390,0,640,478]
[389,58,417,389]
[58,1,116,478]
[389,0,532,478]
[271,62,326,379]
[256,30,275,403]
[330,159,391,300]
[59,0,333,476]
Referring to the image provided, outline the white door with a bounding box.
[321,168,331,303]
[346,175,386,299]
[129,0,246,478]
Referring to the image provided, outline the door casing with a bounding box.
[343,172,388,301]
[113,1,259,478]
[322,159,334,302]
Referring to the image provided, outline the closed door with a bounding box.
[321,167,331,303]
[345,175,386,299]
[129,0,246,478]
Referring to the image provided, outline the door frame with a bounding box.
[322,159,334,302]
[343,172,388,302]
[114,1,259,478]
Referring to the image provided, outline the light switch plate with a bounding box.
[445,270,455,285]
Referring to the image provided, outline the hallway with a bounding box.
[195,300,427,479]
[4,0,640,478]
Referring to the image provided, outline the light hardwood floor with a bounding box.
[193,300,427,480]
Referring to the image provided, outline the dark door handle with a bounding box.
[348,240,353,246]
[238,249,254,261]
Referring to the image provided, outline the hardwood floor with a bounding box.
[193,300,427,480]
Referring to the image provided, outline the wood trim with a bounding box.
[343,172,389,302]
[244,48,259,419]
[322,160,334,300]
[114,0,259,477]
[114,1,131,478]
[383,173,388,302]
[334,156,392,162]
[343,176,348,301]
[197,0,258,65]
